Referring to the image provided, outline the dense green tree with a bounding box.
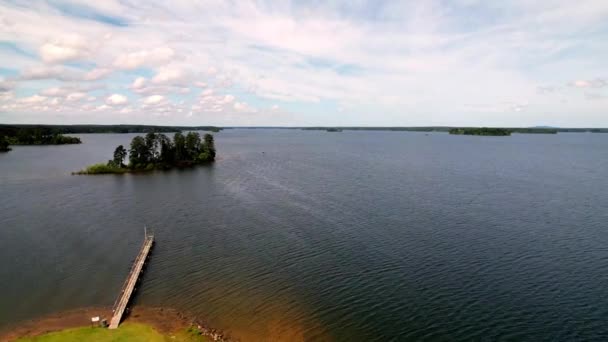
[112,145,127,167]
[129,136,150,167]
[198,133,216,162]
[203,133,215,157]
[16,129,33,144]
[173,132,186,161]
[0,135,10,152]
[145,132,160,162]
[158,134,175,165]
[185,132,202,160]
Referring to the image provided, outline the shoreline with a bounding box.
[0,306,232,342]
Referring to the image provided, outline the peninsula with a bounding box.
[0,126,81,152]
[75,132,216,175]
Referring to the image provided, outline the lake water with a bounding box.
[1,130,607,341]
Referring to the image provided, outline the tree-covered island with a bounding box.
[449,127,511,136]
[75,132,216,174]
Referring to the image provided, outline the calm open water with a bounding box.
[1,130,608,341]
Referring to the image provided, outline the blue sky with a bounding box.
[0,0,607,126]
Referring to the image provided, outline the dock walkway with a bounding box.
[108,234,154,329]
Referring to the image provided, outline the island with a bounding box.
[326,128,343,132]
[448,127,511,136]
[75,132,216,175]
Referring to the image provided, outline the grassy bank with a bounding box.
[72,163,129,175]
[15,322,208,342]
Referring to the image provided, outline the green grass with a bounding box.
[73,163,128,175]
[15,322,209,342]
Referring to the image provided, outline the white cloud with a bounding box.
[41,87,67,96]
[84,68,111,81]
[18,94,47,104]
[233,101,255,112]
[569,79,607,88]
[113,47,175,70]
[151,66,186,85]
[19,66,106,82]
[571,80,591,88]
[19,66,72,80]
[106,94,128,106]
[220,94,235,104]
[41,84,101,97]
[142,95,165,105]
[66,92,87,102]
[131,77,146,89]
[120,107,134,114]
[233,102,245,111]
[40,43,87,64]
[201,88,214,97]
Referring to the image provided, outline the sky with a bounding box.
[0,0,607,127]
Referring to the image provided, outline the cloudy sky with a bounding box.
[0,0,607,127]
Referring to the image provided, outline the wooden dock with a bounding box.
[108,233,154,329]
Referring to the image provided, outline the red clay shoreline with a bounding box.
[0,306,233,342]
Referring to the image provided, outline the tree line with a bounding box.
[0,127,81,147]
[449,127,511,136]
[0,124,221,135]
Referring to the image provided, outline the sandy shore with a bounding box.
[0,306,232,342]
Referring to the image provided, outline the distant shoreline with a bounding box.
[0,306,231,342]
[2,124,607,134]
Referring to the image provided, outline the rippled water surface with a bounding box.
[1,130,608,341]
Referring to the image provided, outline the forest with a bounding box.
[448,127,511,136]
[0,126,81,148]
[0,124,221,135]
[0,135,10,152]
